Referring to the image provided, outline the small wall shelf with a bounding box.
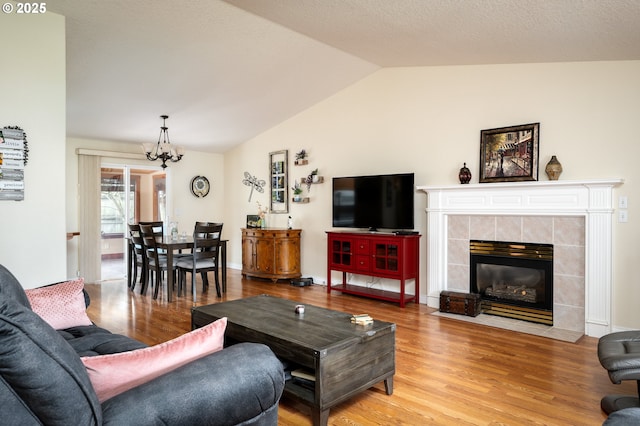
[292,197,310,203]
[294,159,308,166]
[300,176,324,184]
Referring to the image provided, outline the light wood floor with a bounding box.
[84,269,631,425]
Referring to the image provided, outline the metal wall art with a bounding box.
[242,171,265,202]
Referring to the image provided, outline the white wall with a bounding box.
[0,10,67,287]
[65,138,225,278]
[224,61,640,330]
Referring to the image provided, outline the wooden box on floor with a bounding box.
[439,291,481,317]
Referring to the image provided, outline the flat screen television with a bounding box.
[332,173,415,231]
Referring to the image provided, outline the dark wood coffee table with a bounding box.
[191,295,395,426]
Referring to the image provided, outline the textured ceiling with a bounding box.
[226,0,640,66]
[48,0,640,153]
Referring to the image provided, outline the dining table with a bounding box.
[154,235,228,302]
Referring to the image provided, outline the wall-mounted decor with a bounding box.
[190,175,210,198]
[479,122,539,183]
[269,150,288,213]
[291,181,306,203]
[242,171,265,202]
[0,126,28,201]
[294,149,308,165]
[304,168,323,191]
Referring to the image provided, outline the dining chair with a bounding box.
[194,221,223,293]
[140,223,178,299]
[139,221,165,253]
[140,220,191,257]
[177,222,223,303]
[139,221,164,236]
[127,223,147,294]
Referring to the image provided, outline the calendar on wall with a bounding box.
[0,126,29,201]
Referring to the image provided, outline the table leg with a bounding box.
[312,408,329,426]
[222,241,227,293]
[327,266,331,293]
[384,376,394,395]
[127,240,133,289]
[166,249,174,302]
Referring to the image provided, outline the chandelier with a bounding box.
[142,115,184,169]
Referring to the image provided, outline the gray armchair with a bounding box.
[598,331,640,418]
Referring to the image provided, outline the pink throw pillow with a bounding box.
[25,278,93,330]
[81,317,227,402]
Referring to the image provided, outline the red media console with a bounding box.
[326,231,421,308]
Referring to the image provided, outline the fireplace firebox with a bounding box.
[470,240,553,325]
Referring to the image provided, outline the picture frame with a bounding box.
[479,123,539,183]
[246,214,260,228]
[269,149,289,213]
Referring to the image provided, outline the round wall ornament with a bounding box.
[190,175,210,198]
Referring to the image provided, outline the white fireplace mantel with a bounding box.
[417,179,623,337]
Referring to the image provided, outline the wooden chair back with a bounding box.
[128,223,147,292]
[193,223,223,260]
[139,221,164,238]
[128,223,146,259]
[139,223,162,266]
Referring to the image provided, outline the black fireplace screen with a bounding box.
[470,240,553,312]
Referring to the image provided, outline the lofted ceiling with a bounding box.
[48,0,640,153]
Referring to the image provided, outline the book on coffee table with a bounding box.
[351,314,373,325]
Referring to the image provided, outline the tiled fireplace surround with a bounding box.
[449,215,583,331]
[418,179,623,338]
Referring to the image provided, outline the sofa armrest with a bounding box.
[100,342,284,426]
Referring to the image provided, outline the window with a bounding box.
[100,167,166,237]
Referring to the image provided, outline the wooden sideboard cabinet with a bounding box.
[326,231,420,307]
[242,228,302,282]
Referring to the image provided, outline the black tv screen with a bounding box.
[332,173,414,231]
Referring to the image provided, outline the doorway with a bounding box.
[100,165,166,281]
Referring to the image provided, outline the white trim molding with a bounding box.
[76,148,146,160]
[417,179,623,338]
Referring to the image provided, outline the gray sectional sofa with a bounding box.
[0,264,284,425]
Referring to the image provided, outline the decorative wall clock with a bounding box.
[190,175,210,198]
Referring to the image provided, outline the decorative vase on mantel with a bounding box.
[545,155,563,180]
[458,163,472,184]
